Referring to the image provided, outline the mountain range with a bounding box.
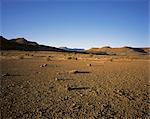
[0,36,149,56]
[59,47,85,52]
[0,36,64,52]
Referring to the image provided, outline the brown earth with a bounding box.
[1,51,150,119]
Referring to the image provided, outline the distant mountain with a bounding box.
[10,38,38,46]
[1,36,149,55]
[59,47,85,52]
[87,46,150,55]
[0,36,65,52]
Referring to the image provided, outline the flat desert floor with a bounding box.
[1,51,150,119]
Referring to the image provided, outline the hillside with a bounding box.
[87,46,149,56]
[0,36,65,52]
[1,36,149,55]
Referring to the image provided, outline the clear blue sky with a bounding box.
[1,0,149,49]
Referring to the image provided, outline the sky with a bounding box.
[1,0,149,49]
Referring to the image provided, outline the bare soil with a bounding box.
[1,51,150,119]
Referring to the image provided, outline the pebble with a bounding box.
[87,64,92,66]
[72,103,76,107]
[40,64,47,67]
[56,72,60,75]
[55,78,58,81]
[64,96,69,100]
[2,73,10,77]
[69,70,79,74]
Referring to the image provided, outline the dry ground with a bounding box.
[1,51,150,119]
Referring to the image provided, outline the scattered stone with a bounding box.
[56,72,60,75]
[25,53,30,56]
[18,55,24,59]
[74,58,78,60]
[67,57,77,60]
[36,71,41,74]
[20,85,23,89]
[40,64,47,67]
[67,86,90,91]
[69,70,90,74]
[87,64,92,66]
[2,73,11,77]
[67,87,72,91]
[64,96,69,100]
[67,57,72,59]
[55,78,58,81]
[69,70,79,74]
[72,103,76,108]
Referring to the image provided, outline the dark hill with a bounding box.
[0,36,64,52]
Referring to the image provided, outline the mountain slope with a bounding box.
[0,36,64,52]
[87,46,149,55]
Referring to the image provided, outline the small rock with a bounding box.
[87,64,92,66]
[20,85,23,89]
[36,71,41,74]
[64,96,69,100]
[67,87,72,91]
[55,78,58,81]
[2,73,10,77]
[43,64,47,67]
[56,72,60,75]
[72,103,76,107]
[40,64,47,67]
[69,70,79,74]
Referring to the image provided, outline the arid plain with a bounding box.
[1,51,149,119]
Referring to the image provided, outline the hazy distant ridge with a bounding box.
[59,47,85,52]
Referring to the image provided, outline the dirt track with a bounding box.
[1,51,150,119]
